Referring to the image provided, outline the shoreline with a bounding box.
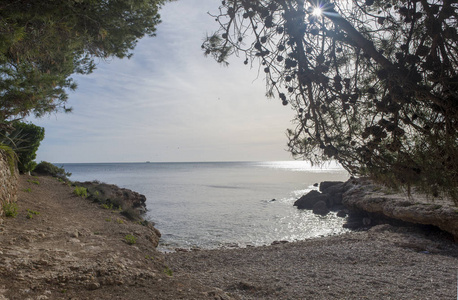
[0,175,457,299]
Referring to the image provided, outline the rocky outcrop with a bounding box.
[343,178,458,240]
[294,190,328,210]
[0,148,18,217]
[294,181,352,215]
[294,178,458,240]
[75,181,147,215]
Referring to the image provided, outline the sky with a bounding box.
[30,0,299,163]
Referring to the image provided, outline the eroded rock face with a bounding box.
[343,179,458,240]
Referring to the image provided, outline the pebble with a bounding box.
[87,282,100,290]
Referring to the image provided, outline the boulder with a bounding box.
[312,201,329,216]
[294,190,329,209]
[319,181,344,193]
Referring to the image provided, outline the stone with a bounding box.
[343,178,458,239]
[294,190,329,209]
[337,210,347,218]
[312,201,329,216]
[87,282,100,290]
[319,181,343,193]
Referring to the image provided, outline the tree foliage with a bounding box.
[0,0,165,128]
[5,122,45,173]
[203,0,458,198]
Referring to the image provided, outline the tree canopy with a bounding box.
[203,0,458,198]
[0,0,165,129]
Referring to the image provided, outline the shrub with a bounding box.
[163,266,173,277]
[33,161,71,180]
[124,234,137,245]
[9,122,45,174]
[73,186,87,198]
[26,209,40,219]
[3,202,18,217]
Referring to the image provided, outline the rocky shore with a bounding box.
[0,175,457,299]
[294,178,458,241]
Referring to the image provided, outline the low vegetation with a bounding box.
[33,161,71,181]
[124,234,137,245]
[26,209,40,219]
[73,186,88,198]
[3,202,18,218]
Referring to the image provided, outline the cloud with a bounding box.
[30,0,296,163]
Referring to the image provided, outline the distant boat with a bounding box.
[146,161,151,163]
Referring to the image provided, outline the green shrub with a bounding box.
[163,266,173,277]
[27,179,39,185]
[9,122,45,174]
[124,234,137,245]
[3,202,18,217]
[101,203,113,210]
[26,209,40,219]
[73,186,87,198]
[33,161,71,180]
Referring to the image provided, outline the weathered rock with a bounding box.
[319,181,343,193]
[343,178,458,240]
[321,181,347,206]
[294,190,329,209]
[312,201,329,216]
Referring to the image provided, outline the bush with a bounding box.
[124,234,137,245]
[9,122,45,174]
[73,186,88,198]
[3,202,18,217]
[34,161,71,180]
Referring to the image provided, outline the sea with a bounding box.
[61,161,350,251]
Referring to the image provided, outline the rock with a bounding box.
[75,181,147,214]
[294,190,329,209]
[319,181,344,193]
[337,210,347,218]
[271,240,288,245]
[312,201,329,216]
[87,282,100,290]
[342,178,458,239]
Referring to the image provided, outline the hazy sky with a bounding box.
[30,0,298,163]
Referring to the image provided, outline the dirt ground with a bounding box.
[0,175,457,299]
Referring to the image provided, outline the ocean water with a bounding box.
[61,161,350,251]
